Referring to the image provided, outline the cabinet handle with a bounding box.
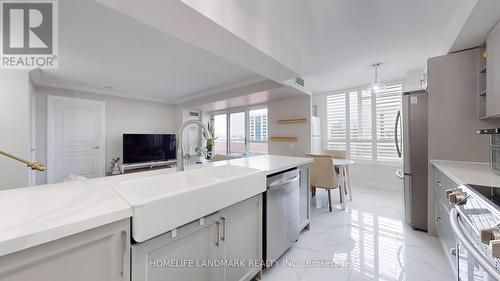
[449,247,457,256]
[120,231,127,278]
[221,217,226,241]
[216,221,220,246]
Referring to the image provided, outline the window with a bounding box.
[249,108,268,154]
[213,114,227,155]
[229,112,246,154]
[211,108,268,155]
[326,84,402,162]
[376,86,403,161]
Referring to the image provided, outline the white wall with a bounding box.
[0,70,31,190]
[312,91,403,190]
[268,95,312,156]
[34,85,177,184]
[181,109,202,155]
[405,67,425,91]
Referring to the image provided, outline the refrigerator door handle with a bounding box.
[394,110,402,158]
[395,169,404,179]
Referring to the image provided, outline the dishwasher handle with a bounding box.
[268,175,299,190]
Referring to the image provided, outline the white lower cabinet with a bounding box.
[220,194,262,281]
[132,213,224,281]
[132,194,263,281]
[0,219,131,281]
[298,164,311,233]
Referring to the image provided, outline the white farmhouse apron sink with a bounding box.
[112,165,265,242]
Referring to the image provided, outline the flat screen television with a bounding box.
[123,134,176,164]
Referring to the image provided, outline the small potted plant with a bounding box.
[110,157,121,175]
[195,121,217,161]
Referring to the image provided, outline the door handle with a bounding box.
[394,110,402,158]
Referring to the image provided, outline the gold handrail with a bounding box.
[0,150,46,171]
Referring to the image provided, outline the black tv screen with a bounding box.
[123,134,176,164]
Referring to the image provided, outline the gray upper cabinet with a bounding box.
[298,164,311,232]
[0,219,130,281]
[220,194,262,281]
[486,21,500,118]
[132,195,263,281]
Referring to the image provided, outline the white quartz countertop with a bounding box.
[206,154,313,175]
[0,155,312,256]
[0,181,132,256]
[431,160,500,187]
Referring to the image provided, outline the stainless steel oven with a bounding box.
[448,184,500,280]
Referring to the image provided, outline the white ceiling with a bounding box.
[183,0,472,93]
[178,79,307,112]
[40,0,259,103]
[449,0,500,52]
[38,0,485,104]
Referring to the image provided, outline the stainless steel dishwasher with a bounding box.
[265,168,300,263]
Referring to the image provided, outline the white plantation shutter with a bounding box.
[325,83,402,162]
[349,90,372,160]
[326,93,346,150]
[376,84,402,161]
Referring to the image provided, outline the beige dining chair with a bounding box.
[325,149,347,159]
[325,149,347,200]
[306,153,344,212]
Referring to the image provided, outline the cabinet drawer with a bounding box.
[434,200,457,272]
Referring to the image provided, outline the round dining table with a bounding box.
[332,159,354,209]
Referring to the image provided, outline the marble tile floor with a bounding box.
[261,186,455,281]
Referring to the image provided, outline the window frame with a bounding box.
[210,106,268,155]
[325,82,403,163]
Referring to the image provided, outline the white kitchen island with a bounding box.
[0,155,312,281]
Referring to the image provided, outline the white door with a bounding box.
[47,96,105,183]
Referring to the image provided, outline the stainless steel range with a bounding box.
[448,183,500,280]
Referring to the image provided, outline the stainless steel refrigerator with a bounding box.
[395,90,428,231]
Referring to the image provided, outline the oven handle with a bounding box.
[450,208,500,280]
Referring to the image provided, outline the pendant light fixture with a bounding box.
[367,63,386,93]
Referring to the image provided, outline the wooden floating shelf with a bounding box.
[278,118,307,124]
[270,136,298,142]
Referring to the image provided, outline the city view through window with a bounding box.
[213,108,268,155]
